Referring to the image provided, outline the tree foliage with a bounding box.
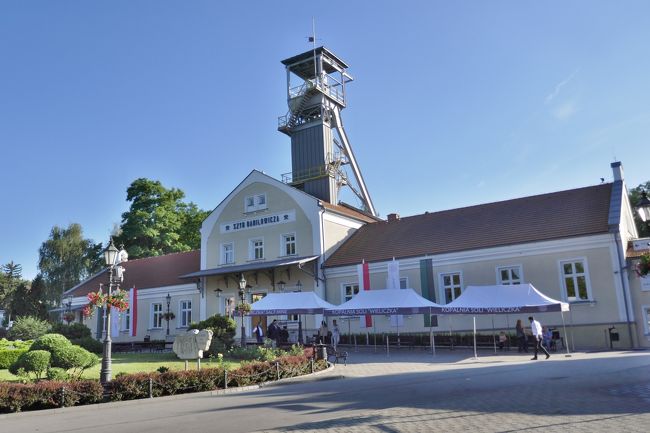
[9,276,49,320]
[114,178,208,259]
[0,261,23,317]
[629,181,650,238]
[7,316,52,341]
[38,223,103,300]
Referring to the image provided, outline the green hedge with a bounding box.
[0,348,29,369]
[0,380,104,413]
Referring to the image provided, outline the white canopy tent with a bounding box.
[249,291,336,315]
[248,292,336,345]
[440,284,571,358]
[324,288,442,356]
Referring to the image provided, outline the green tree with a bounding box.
[38,223,103,300]
[114,178,208,259]
[629,181,650,238]
[1,261,23,322]
[9,275,49,320]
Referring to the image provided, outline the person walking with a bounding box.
[516,319,528,353]
[267,319,279,348]
[331,320,340,351]
[529,316,550,360]
[253,321,264,344]
[318,320,329,344]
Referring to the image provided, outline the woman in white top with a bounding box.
[331,320,340,350]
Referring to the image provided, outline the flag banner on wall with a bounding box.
[129,287,137,337]
[357,261,372,328]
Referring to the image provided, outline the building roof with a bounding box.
[321,201,380,223]
[324,183,614,268]
[65,250,200,297]
[180,255,319,279]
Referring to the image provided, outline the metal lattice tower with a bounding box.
[278,47,376,217]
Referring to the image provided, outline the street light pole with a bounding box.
[239,274,247,347]
[100,239,127,385]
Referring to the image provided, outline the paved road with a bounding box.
[4,350,650,432]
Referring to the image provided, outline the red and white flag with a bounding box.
[129,287,138,337]
[357,261,372,328]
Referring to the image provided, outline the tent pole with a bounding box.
[492,315,497,354]
[449,315,454,351]
[473,316,478,360]
[561,310,571,357]
[373,320,377,353]
[506,314,510,351]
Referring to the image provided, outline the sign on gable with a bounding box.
[220,210,296,234]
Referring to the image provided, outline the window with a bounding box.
[245,193,267,212]
[151,303,163,329]
[343,283,360,302]
[179,300,192,327]
[497,266,523,285]
[440,272,462,304]
[221,242,234,264]
[399,277,408,289]
[282,233,296,256]
[561,260,590,301]
[122,308,131,332]
[249,238,264,260]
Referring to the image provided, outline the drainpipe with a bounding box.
[613,232,635,348]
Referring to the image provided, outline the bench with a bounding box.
[326,346,348,365]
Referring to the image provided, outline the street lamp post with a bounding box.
[238,274,247,347]
[296,280,303,344]
[636,190,650,225]
[166,293,172,336]
[100,239,127,384]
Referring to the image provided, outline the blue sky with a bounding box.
[1,1,648,280]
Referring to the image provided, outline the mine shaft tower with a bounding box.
[278,47,376,217]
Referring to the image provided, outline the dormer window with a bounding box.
[245,193,267,212]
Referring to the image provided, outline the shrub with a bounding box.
[71,337,103,354]
[31,334,72,353]
[0,339,32,368]
[51,345,99,378]
[189,314,236,356]
[51,323,92,340]
[7,316,52,341]
[46,367,69,381]
[0,380,103,413]
[157,366,170,373]
[9,350,51,380]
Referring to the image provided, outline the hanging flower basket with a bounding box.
[636,253,650,278]
[162,312,176,321]
[83,288,129,317]
[235,302,252,315]
[62,311,75,323]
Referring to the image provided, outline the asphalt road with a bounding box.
[3,350,650,432]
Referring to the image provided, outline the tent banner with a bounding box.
[441,305,562,314]
[325,306,434,316]
[248,308,322,315]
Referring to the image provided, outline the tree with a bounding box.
[114,178,209,259]
[38,223,104,300]
[9,275,49,320]
[0,261,23,322]
[629,181,650,238]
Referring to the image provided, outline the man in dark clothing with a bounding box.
[267,319,279,348]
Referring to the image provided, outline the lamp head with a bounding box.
[104,238,119,266]
[238,274,247,290]
[277,280,286,292]
[636,190,650,223]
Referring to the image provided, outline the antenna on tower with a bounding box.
[310,18,317,81]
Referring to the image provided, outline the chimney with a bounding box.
[611,161,624,182]
[387,213,400,222]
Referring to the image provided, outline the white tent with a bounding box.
[249,291,336,315]
[441,284,570,314]
[324,288,441,316]
[440,284,570,358]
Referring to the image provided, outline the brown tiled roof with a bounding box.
[321,202,380,223]
[65,250,200,297]
[325,184,614,267]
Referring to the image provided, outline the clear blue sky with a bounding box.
[1,1,648,280]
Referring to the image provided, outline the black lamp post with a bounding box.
[238,274,247,347]
[166,293,171,336]
[100,239,127,384]
[277,281,286,292]
[636,190,650,225]
[295,280,303,344]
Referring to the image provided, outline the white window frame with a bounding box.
[439,272,463,304]
[121,308,131,332]
[151,303,163,329]
[221,242,234,265]
[249,238,264,260]
[559,258,593,302]
[281,233,297,256]
[341,282,360,303]
[399,277,408,289]
[642,305,650,336]
[244,193,267,213]
[178,299,192,328]
[496,265,523,285]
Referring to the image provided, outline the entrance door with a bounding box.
[251,292,267,339]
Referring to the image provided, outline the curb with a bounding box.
[0,362,337,419]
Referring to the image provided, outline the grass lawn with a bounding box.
[0,352,239,382]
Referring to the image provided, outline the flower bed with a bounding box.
[0,354,327,413]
